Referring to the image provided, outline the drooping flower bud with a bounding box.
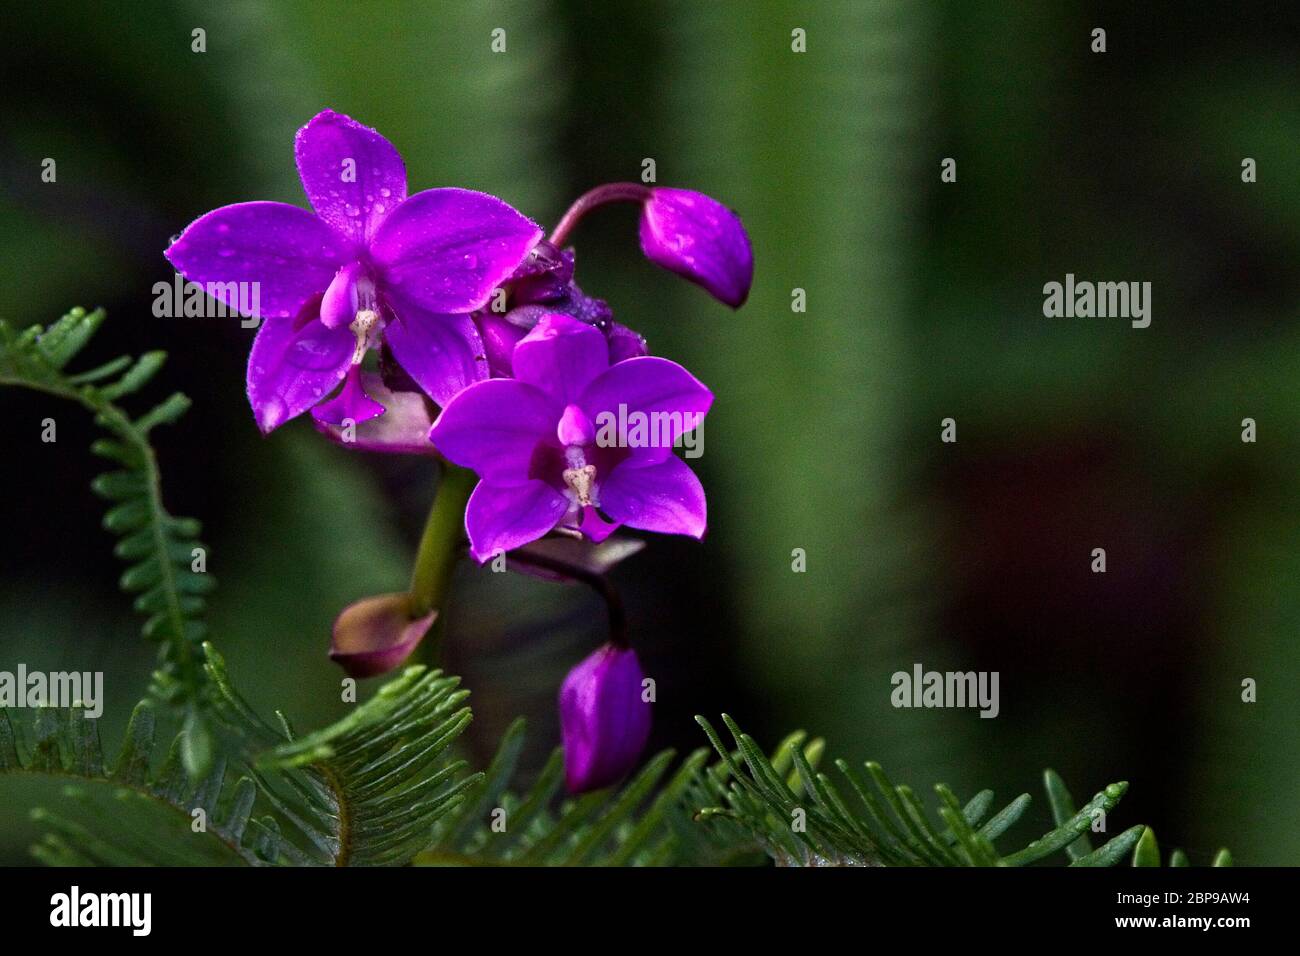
[558,643,652,793]
[329,592,435,678]
[638,188,754,308]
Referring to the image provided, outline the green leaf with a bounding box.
[0,309,212,722]
[692,716,1227,867]
[1132,826,1161,867]
[1044,768,1093,861]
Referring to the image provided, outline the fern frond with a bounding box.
[6,643,484,867]
[413,718,722,866]
[693,715,1225,867]
[0,308,212,767]
[1,701,295,866]
[204,644,482,867]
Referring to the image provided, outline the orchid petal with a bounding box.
[319,261,363,329]
[579,356,712,459]
[246,305,354,433]
[465,479,568,563]
[607,323,648,363]
[599,454,707,539]
[370,187,542,313]
[557,404,595,447]
[165,201,348,320]
[383,298,488,407]
[577,506,621,543]
[476,311,528,377]
[513,313,610,406]
[311,365,385,426]
[313,372,438,454]
[294,109,407,245]
[429,379,559,484]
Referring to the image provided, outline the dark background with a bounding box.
[1,0,1296,864]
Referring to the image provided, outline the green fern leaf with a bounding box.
[413,720,718,867]
[693,715,1230,867]
[0,309,212,755]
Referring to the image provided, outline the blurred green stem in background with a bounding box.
[407,464,477,663]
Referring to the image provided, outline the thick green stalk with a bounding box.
[407,464,477,620]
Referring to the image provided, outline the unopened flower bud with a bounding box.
[559,643,652,793]
[638,187,753,308]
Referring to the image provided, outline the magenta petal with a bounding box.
[557,404,595,446]
[294,109,407,245]
[370,187,543,313]
[329,592,435,678]
[559,644,652,793]
[639,187,754,308]
[579,356,713,457]
[313,372,438,454]
[599,454,707,539]
[429,379,559,483]
[311,365,385,426]
[319,261,362,328]
[476,311,528,377]
[607,323,648,363]
[383,299,488,407]
[578,506,621,543]
[513,314,610,405]
[164,201,349,321]
[465,479,568,563]
[246,310,355,433]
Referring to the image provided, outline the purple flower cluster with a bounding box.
[166,110,752,792]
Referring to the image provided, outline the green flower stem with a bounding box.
[407,463,477,634]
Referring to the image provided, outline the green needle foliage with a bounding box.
[1130,825,1232,869]
[693,715,1229,867]
[415,719,726,867]
[0,308,213,773]
[2,699,292,866]
[1,645,483,867]
[205,644,483,866]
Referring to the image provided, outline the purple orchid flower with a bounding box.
[164,109,542,433]
[429,313,712,562]
[559,642,652,793]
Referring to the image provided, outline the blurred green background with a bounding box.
[1,0,1297,864]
